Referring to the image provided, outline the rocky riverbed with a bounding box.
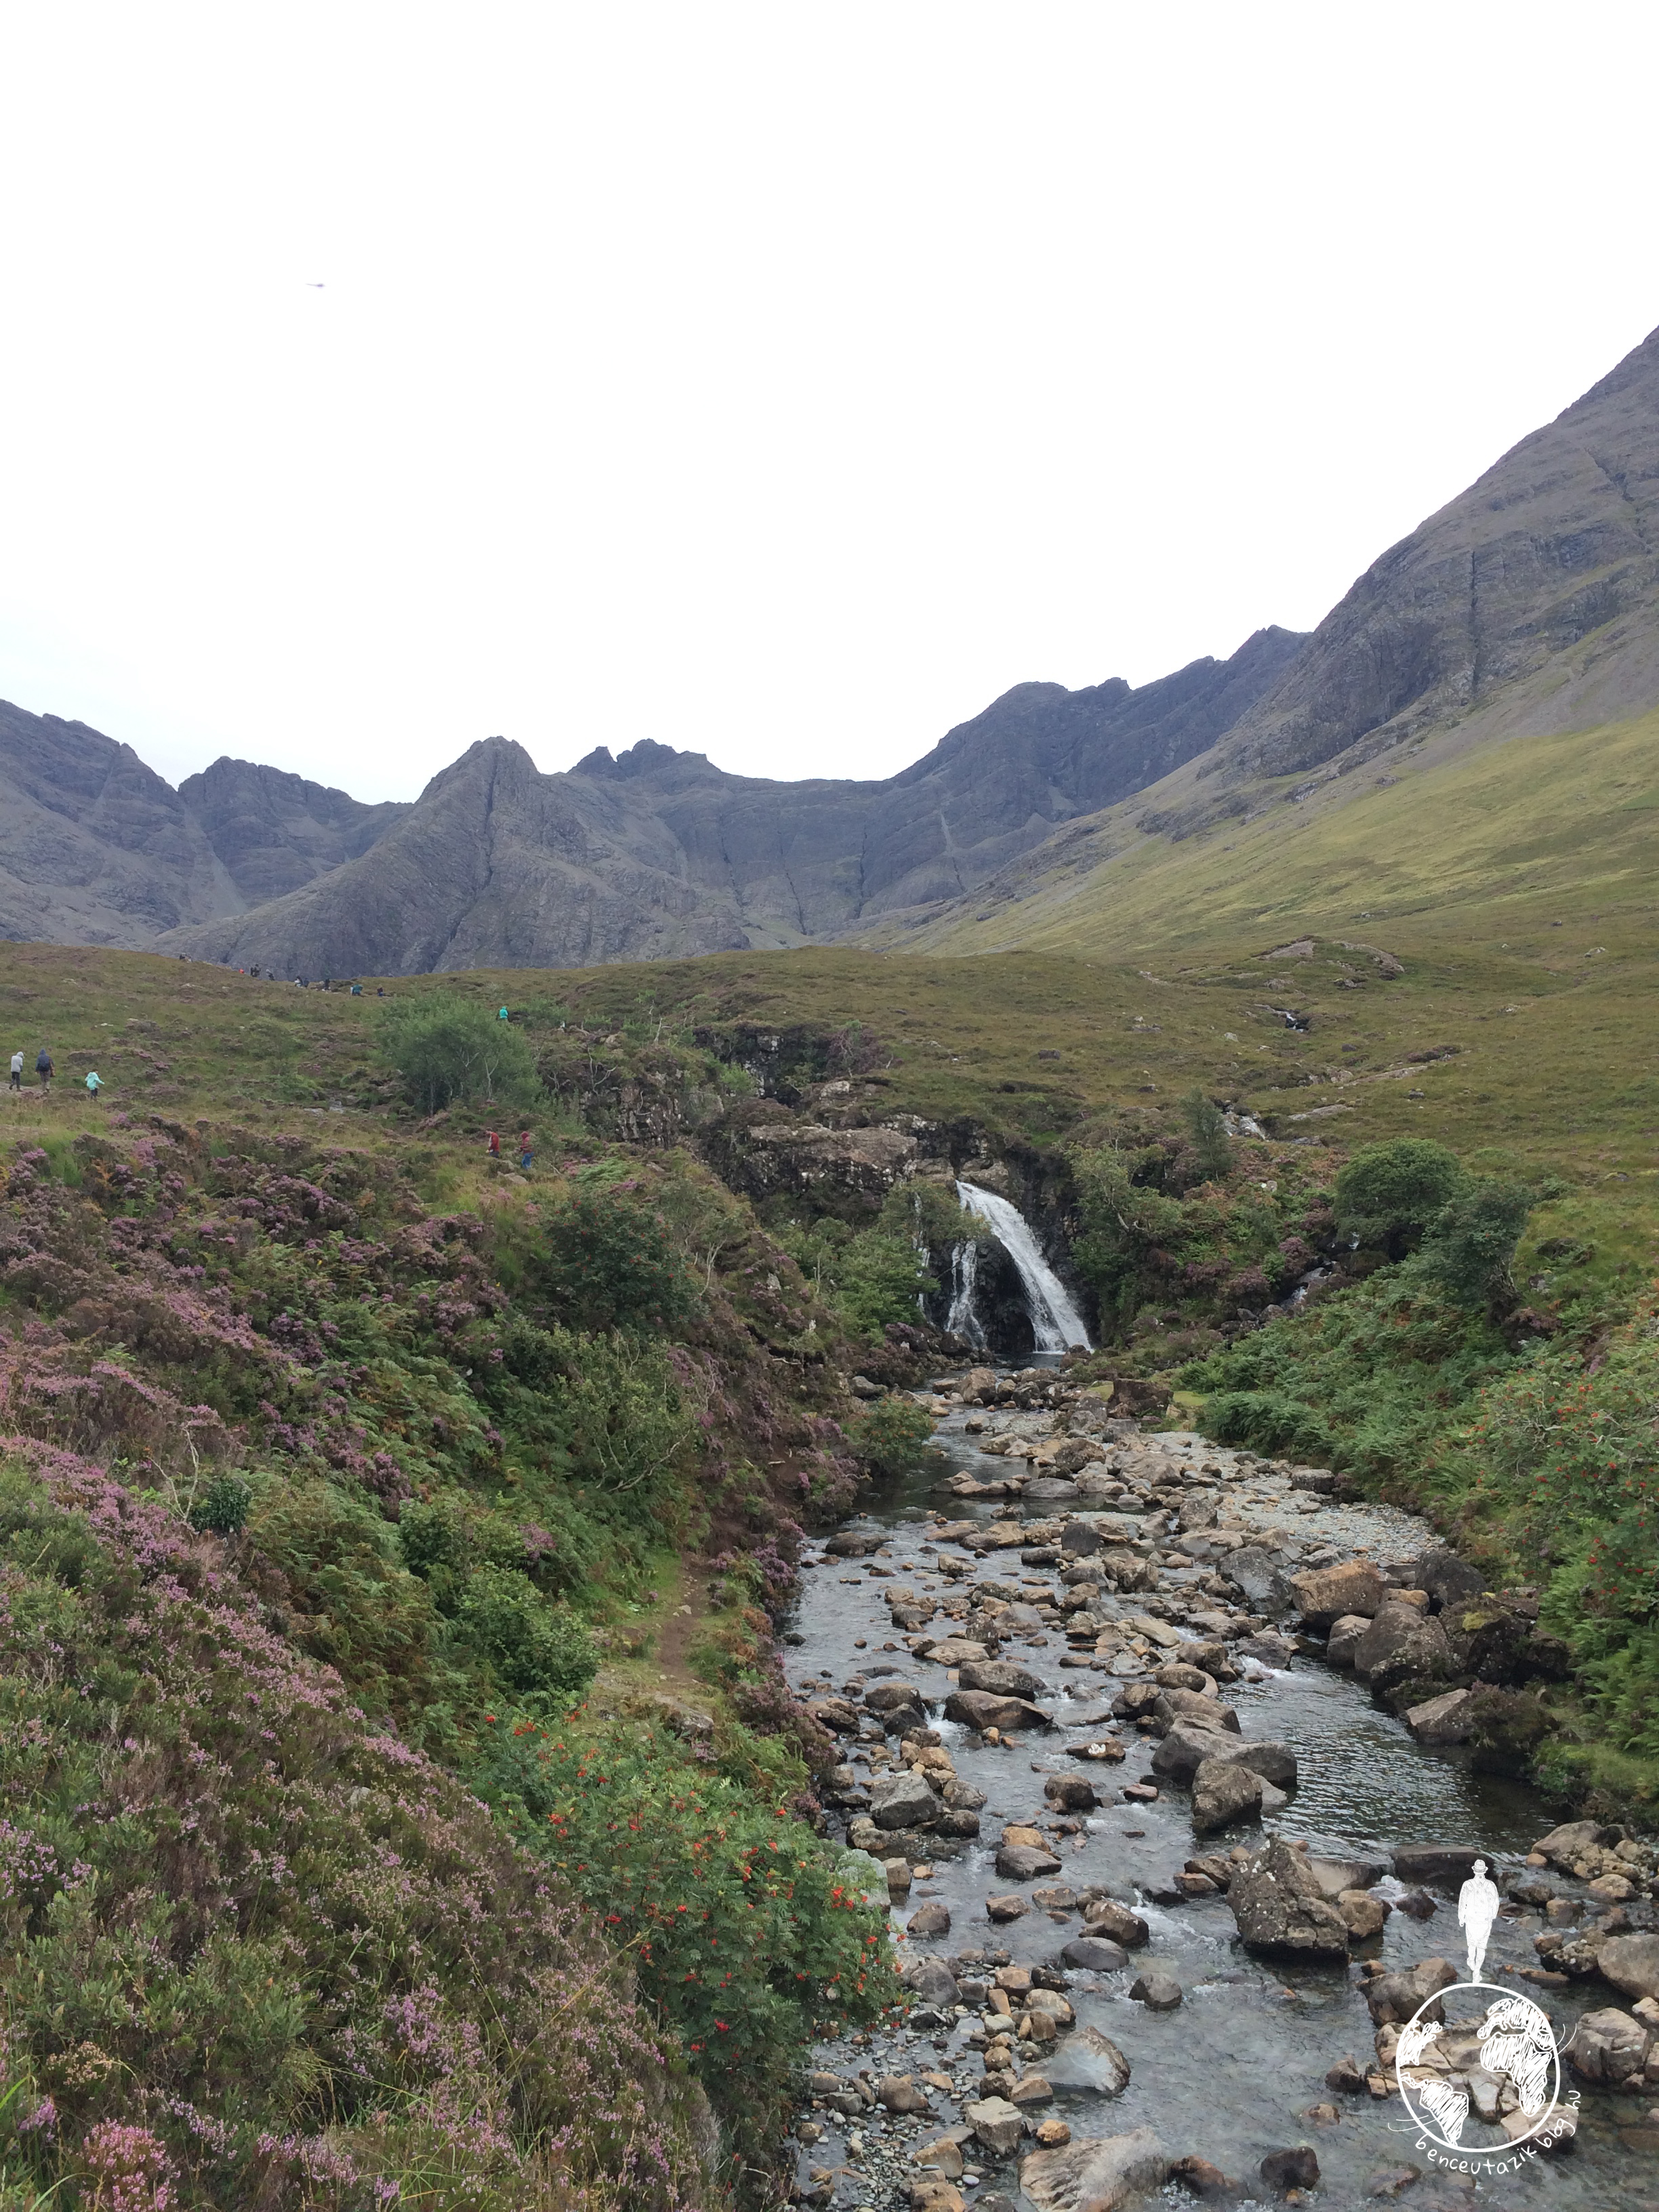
[785,1363,1659,2212]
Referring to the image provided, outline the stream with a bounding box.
[787,1365,1656,2212]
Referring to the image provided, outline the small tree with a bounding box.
[377,994,539,1115]
[1334,1138,1465,1260]
[1182,1089,1232,1181]
[529,1186,701,1334]
[1418,1179,1532,1306]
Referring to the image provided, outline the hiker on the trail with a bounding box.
[85,1071,103,1102]
[350,983,362,996]
[35,1047,53,1092]
[498,1004,510,1023]
[486,1130,501,1158]
[376,986,385,997]
[518,1130,533,1169]
[8,1051,21,1093]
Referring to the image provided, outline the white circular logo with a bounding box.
[1395,1981,1563,2156]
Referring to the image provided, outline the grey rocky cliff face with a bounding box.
[1185,319,1659,797]
[0,701,232,945]
[177,758,409,905]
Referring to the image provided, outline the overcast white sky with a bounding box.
[1,5,1656,804]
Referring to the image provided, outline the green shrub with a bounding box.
[377,993,539,1115]
[478,1715,901,2158]
[1186,1267,1513,1481]
[833,1231,936,1337]
[527,1187,701,1334]
[187,1473,252,1534]
[1334,1137,1465,1258]
[846,1395,938,1479]
[455,1570,597,1702]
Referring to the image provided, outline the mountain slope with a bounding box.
[884,319,1659,957]
[156,630,1303,974]
[0,699,235,943]
[0,703,413,947]
[178,756,410,904]
[1171,319,1659,818]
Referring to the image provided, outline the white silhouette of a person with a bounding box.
[1458,1857,1501,1980]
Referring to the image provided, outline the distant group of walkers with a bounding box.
[7,1047,102,1100]
[486,1128,535,1170]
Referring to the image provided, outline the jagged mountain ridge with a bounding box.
[148,628,1303,974]
[0,702,409,948]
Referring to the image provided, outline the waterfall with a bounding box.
[955,1180,1092,1352]
[945,1238,987,1347]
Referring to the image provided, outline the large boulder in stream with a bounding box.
[945,1689,1053,1733]
[1150,1719,1242,1784]
[869,1769,940,1830]
[997,1843,1064,1881]
[1150,1688,1240,1734]
[1288,1559,1387,1629]
[1040,2024,1132,2094]
[1019,2129,1171,2212]
[1597,1934,1659,2005]
[958,1660,1048,1700]
[1191,1759,1263,1831]
[1351,1602,1454,1690]
[1227,1839,1351,1959]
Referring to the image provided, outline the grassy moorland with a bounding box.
[0,773,1656,2204]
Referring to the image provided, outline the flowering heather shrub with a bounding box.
[0,1123,910,2198]
[0,1446,713,2211]
[478,1713,901,2163]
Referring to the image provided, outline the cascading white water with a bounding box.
[944,1238,987,1347]
[955,1180,1092,1351]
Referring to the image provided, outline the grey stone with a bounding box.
[1351,1603,1454,1688]
[996,1843,1064,1881]
[1563,2006,1652,2085]
[958,1660,1048,1700]
[1082,1898,1150,1948]
[1040,2024,1132,2094]
[1197,1737,1298,1788]
[1129,1971,1183,2010]
[1227,1839,1350,1959]
[1149,1719,1240,1784]
[902,1959,962,2007]
[1597,1933,1659,2005]
[869,1770,939,1830]
[1325,1613,1370,1667]
[1191,1758,1264,1832]
[1391,1845,1481,1887]
[1305,1855,1389,1900]
[1287,1559,1387,1629]
[943,1689,1053,1734]
[1019,2127,1170,2212]
[1151,1687,1240,1734]
[1061,1936,1130,1971]
[1405,1687,1477,1744]
[963,2095,1026,2156]
[905,1900,951,1939]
